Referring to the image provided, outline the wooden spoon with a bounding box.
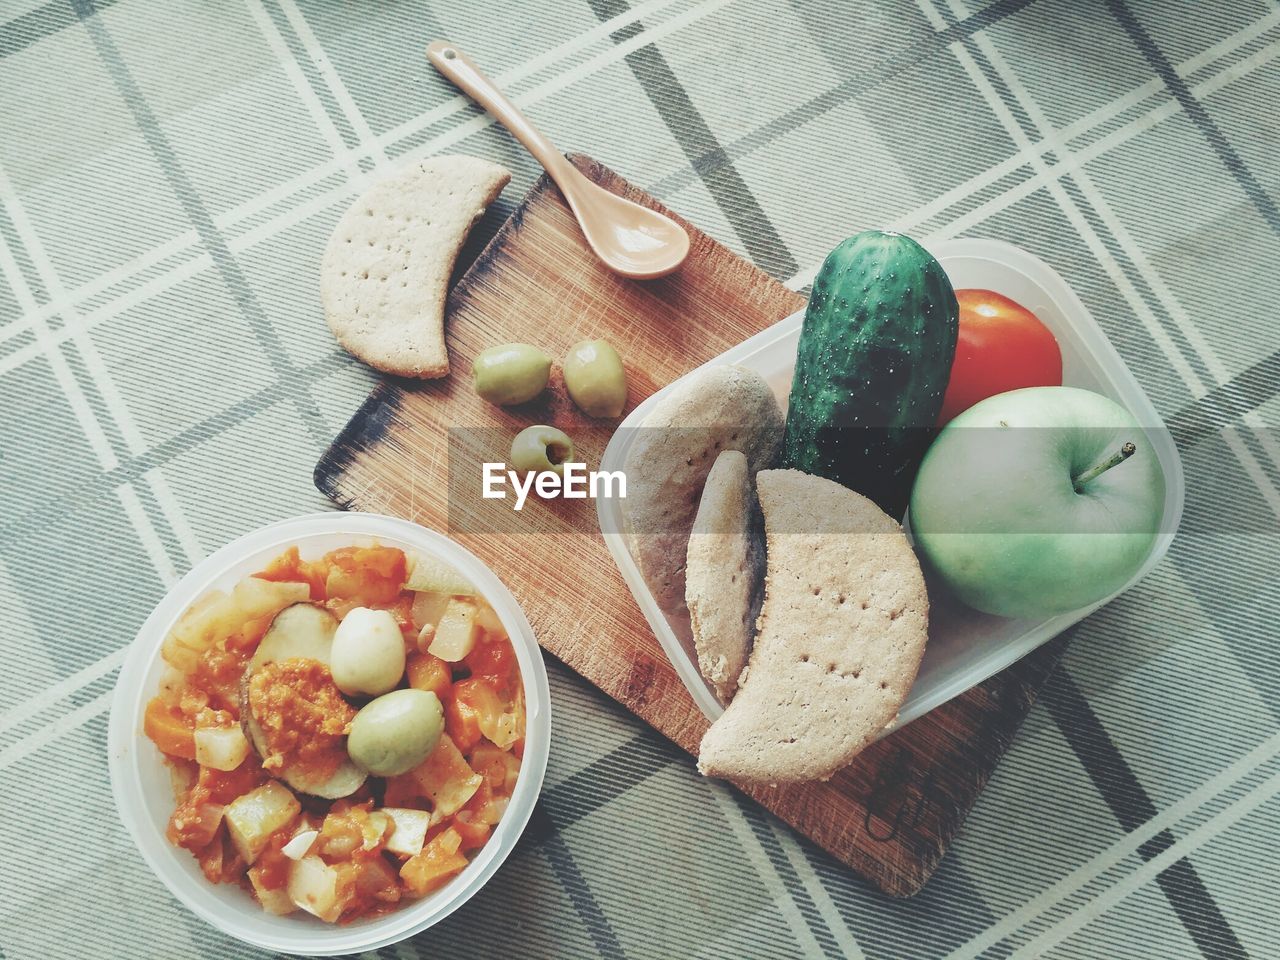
[426,41,690,280]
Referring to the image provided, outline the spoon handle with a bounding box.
[426,41,574,182]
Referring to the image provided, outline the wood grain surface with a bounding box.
[315,155,1065,896]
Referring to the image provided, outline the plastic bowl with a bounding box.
[108,513,551,956]
[599,238,1183,723]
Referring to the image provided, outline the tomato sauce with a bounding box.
[248,659,355,782]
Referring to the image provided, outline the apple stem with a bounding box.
[1073,441,1137,492]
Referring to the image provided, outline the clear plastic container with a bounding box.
[108,513,551,956]
[598,238,1184,724]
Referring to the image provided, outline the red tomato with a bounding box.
[939,289,1063,425]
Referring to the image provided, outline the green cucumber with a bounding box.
[782,230,958,518]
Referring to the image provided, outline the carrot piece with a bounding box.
[406,652,453,701]
[144,697,196,759]
[383,593,418,647]
[400,828,467,896]
[198,757,266,805]
[451,814,490,851]
[381,774,420,808]
[444,693,482,754]
[354,546,407,585]
[167,799,225,851]
[253,545,326,600]
[253,832,293,891]
[465,635,517,689]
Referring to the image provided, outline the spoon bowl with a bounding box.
[427,41,690,280]
[559,166,691,279]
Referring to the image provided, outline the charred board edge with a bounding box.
[881,633,1068,897]
[314,381,404,507]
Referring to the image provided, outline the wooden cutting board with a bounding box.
[315,155,1065,896]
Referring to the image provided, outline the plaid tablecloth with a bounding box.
[2,0,1278,957]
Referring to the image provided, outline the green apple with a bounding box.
[909,386,1165,619]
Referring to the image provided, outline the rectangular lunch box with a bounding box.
[598,238,1185,725]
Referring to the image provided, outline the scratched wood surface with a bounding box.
[314,155,1066,896]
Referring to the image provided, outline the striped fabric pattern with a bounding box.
[1,1,1277,957]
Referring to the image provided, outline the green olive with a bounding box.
[472,343,552,406]
[563,339,627,418]
[347,689,443,777]
[511,425,575,476]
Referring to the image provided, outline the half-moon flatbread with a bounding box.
[621,364,783,616]
[686,450,763,705]
[321,156,511,378]
[697,469,929,784]
[686,450,762,706]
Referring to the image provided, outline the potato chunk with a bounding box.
[410,734,482,820]
[382,807,432,858]
[405,554,475,596]
[225,782,301,864]
[428,599,480,662]
[193,725,249,772]
[287,855,344,922]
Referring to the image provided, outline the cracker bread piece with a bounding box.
[321,156,511,378]
[686,450,763,705]
[697,469,929,785]
[621,364,783,615]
